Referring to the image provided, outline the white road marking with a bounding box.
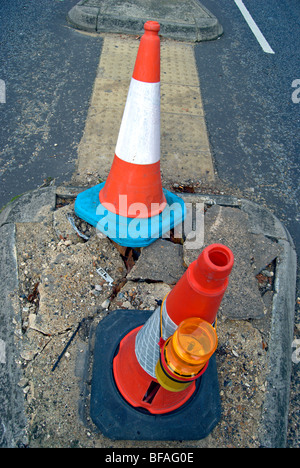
[234,0,275,54]
[0,79,5,103]
[0,339,6,364]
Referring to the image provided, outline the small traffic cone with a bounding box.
[165,243,235,325]
[75,20,185,247]
[113,244,234,414]
[112,324,196,415]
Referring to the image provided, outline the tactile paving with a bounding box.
[76,34,215,183]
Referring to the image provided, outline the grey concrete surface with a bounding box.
[67,0,223,41]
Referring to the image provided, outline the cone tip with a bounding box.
[201,243,234,274]
[144,21,160,33]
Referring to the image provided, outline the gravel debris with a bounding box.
[14,199,274,448]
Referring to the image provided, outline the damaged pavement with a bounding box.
[0,184,296,448]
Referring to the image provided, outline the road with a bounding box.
[196,0,299,257]
[0,0,103,209]
[197,0,300,448]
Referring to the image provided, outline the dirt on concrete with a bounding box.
[14,195,274,448]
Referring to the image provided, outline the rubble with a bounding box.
[11,188,289,447]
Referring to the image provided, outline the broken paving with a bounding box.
[13,191,282,447]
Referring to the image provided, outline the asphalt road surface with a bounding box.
[0,0,103,209]
[196,0,300,259]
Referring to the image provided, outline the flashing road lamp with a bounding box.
[155,317,218,392]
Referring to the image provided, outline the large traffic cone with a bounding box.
[113,244,234,414]
[100,20,166,218]
[74,20,185,247]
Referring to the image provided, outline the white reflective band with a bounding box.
[135,300,177,378]
[161,300,177,339]
[115,78,160,165]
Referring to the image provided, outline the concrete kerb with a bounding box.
[0,187,56,447]
[66,0,223,42]
[243,198,296,448]
[0,186,296,447]
[0,224,27,448]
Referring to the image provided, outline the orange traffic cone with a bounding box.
[113,244,234,413]
[113,325,196,415]
[100,20,166,218]
[74,21,185,247]
[165,243,235,325]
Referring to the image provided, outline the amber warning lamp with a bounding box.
[155,317,218,392]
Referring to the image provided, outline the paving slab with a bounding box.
[67,0,223,42]
[203,204,281,320]
[0,186,56,227]
[127,239,186,285]
[0,186,296,447]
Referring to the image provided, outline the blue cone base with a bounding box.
[74,182,186,247]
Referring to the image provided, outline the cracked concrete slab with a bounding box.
[204,205,273,320]
[127,238,185,285]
